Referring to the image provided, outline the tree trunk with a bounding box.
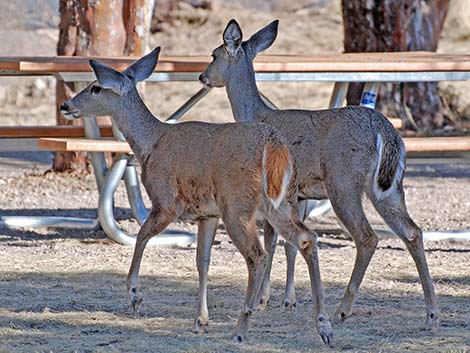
[342,0,450,132]
[54,0,154,172]
[124,0,155,56]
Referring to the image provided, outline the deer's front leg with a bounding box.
[127,207,173,317]
[299,235,333,347]
[192,217,219,333]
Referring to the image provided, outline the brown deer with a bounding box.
[59,47,333,345]
[198,19,440,330]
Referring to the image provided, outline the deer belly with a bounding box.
[298,184,327,200]
[179,199,219,221]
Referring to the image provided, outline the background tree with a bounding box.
[54,0,155,172]
[342,0,450,132]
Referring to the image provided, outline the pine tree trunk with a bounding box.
[54,0,154,172]
[342,0,450,132]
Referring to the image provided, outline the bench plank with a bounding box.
[403,136,470,153]
[38,136,470,155]
[0,125,114,138]
[389,118,402,129]
[38,138,131,153]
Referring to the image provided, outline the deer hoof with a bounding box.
[232,334,244,343]
[131,297,143,317]
[192,317,209,333]
[318,317,334,347]
[333,309,352,324]
[425,311,440,332]
[258,297,270,311]
[282,299,296,311]
[129,288,142,317]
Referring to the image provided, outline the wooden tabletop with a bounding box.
[1,52,469,74]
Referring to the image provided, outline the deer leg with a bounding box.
[258,221,277,310]
[192,217,219,333]
[327,189,378,323]
[282,200,305,309]
[372,188,439,330]
[223,217,267,343]
[127,207,174,317]
[283,242,297,309]
[267,206,333,346]
[298,237,333,346]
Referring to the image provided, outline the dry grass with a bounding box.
[1,165,470,352]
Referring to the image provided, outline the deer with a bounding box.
[198,19,440,330]
[59,47,334,345]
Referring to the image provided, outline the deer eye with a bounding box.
[91,86,102,95]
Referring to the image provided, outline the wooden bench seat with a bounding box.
[404,136,470,153]
[38,138,131,153]
[0,125,114,138]
[37,136,470,155]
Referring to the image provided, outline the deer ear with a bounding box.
[89,59,130,95]
[223,19,243,57]
[247,20,278,57]
[123,46,160,83]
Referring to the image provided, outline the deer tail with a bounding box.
[373,132,406,200]
[262,141,293,208]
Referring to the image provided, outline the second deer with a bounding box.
[199,19,439,330]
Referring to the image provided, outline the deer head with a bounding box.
[199,19,278,88]
[60,47,161,120]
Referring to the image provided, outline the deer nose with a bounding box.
[60,103,69,111]
[199,74,211,87]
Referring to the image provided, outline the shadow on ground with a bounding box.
[0,270,468,353]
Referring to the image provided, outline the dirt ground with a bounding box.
[1,161,470,353]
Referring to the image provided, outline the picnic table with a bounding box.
[1,51,470,244]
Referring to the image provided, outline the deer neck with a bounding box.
[110,90,166,164]
[226,60,271,122]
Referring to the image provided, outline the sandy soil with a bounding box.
[1,162,470,353]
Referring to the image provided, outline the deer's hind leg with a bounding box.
[325,178,379,323]
[258,221,278,310]
[192,217,219,333]
[369,184,439,330]
[266,205,333,346]
[282,200,308,309]
[259,201,305,311]
[220,208,268,343]
[127,204,176,316]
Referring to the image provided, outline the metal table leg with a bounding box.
[98,155,194,246]
[123,162,148,225]
[0,216,98,229]
[166,87,211,123]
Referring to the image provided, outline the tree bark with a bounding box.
[54,0,154,172]
[342,0,450,132]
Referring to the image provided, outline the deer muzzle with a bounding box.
[60,102,81,120]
